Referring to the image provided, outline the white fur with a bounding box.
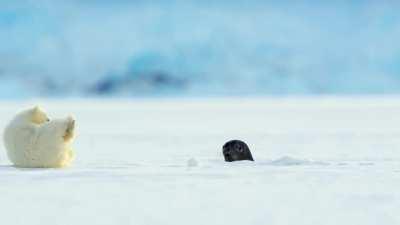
[3,106,75,168]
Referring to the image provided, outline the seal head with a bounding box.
[223,140,254,162]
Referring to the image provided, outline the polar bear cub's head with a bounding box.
[25,106,50,124]
[30,106,50,124]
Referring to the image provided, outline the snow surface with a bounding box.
[0,97,399,225]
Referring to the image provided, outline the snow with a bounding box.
[0,97,399,225]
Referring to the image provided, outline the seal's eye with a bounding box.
[46,118,50,122]
[236,145,243,153]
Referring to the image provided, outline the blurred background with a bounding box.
[0,0,399,98]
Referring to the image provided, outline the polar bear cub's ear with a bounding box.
[30,106,50,124]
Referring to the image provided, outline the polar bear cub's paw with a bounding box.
[63,116,76,142]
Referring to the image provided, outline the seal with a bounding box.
[222,140,254,162]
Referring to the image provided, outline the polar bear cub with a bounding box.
[3,106,76,168]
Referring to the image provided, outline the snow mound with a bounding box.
[187,158,199,167]
[268,156,329,166]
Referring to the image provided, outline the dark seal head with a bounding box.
[223,140,254,162]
